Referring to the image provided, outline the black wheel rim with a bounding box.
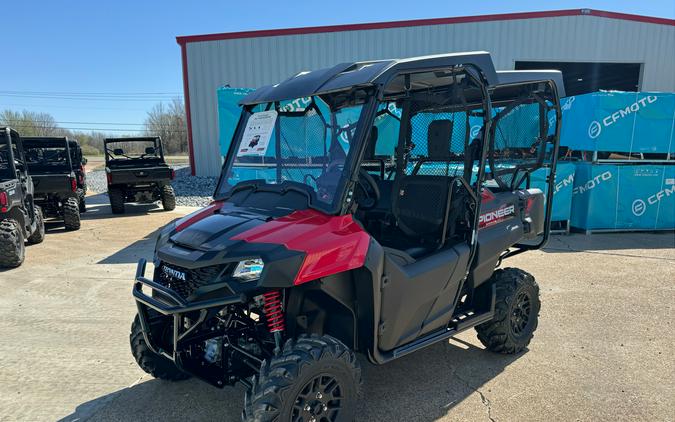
[292,374,343,422]
[510,291,532,336]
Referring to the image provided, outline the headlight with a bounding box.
[232,259,264,282]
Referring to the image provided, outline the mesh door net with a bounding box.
[406,103,471,178]
[490,100,557,190]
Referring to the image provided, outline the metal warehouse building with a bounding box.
[176,9,675,176]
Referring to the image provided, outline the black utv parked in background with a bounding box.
[0,128,45,268]
[22,137,81,231]
[104,137,176,214]
[68,139,88,213]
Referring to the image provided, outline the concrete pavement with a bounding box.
[0,196,673,421]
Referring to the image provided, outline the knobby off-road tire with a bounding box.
[78,189,87,213]
[109,188,125,214]
[243,334,361,422]
[27,206,46,244]
[63,197,81,231]
[161,185,176,211]
[129,315,190,381]
[476,268,540,354]
[0,219,25,268]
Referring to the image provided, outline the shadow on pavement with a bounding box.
[59,338,520,422]
[544,231,675,253]
[81,193,165,221]
[96,227,164,264]
[44,221,67,234]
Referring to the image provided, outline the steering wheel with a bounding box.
[355,168,381,210]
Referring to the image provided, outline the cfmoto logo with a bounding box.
[632,199,646,216]
[631,185,675,217]
[470,125,481,138]
[588,95,658,140]
[572,171,612,195]
[561,96,575,111]
[588,121,602,139]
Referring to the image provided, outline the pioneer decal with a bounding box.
[479,204,516,229]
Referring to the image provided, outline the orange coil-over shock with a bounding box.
[262,290,285,353]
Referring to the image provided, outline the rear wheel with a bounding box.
[476,268,540,354]
[27,206,46,244]
[0,219,25,268]
[77,189,87,213]
[63,197,81,231]
[161,185,176,211]
[243,334,361,422]
[129,315,190,381]
[109,188,125,214]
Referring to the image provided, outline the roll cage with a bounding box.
[218,53,499,214]
[224,53,562,256]
[104,137,165,165]
[0,127,26,180]
[490,70,564,254]
[21,137,74,175]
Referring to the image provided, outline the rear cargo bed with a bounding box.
[108,166,171,185]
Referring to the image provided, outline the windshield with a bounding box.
[105,140,161,162]
[217,94,371,212]
[0,141,13,180]
[24,144,71,174]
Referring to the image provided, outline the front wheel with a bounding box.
[129,315,190,381]
[63,197,81,231]
[243,334,361,422]
[475,268,540,354]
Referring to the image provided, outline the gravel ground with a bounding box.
[87,166,216,207]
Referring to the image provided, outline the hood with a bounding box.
[170,209,267,251]
[155,202,307,284]
[158,202,369,286]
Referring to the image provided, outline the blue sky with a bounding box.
[2,0,673,133]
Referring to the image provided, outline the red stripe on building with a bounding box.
[177,9,674,45]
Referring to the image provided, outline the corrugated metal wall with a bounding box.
[184,14,675,176]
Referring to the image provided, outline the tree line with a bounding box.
[0,98,188,156]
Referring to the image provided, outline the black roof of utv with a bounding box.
[22,136,70,149]
[1,127,20,139]
[240,52,500,105]
[495,70,566,97]
[104,136,161,144]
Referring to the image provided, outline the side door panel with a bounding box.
[378,245,469,351]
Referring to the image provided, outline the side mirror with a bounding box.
[144,147,156,155]
[113,148,124,156]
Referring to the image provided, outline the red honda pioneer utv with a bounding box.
[131,52,563,421]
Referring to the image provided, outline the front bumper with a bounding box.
[133,258,246,362]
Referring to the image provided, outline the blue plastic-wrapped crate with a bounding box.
[570,163,675,231]
[530,162,575,224]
